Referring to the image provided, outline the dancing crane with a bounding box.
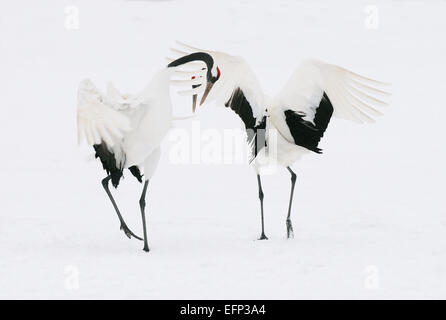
[169,42,390,240]
[77,58,203,252]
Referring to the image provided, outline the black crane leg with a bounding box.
[101,176,142,241]
[139,180,150,252]
[286,167,297,239]
[257,174,268,240]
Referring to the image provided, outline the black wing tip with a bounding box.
[129,166,143,183]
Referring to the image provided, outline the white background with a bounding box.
[0,0,445,299]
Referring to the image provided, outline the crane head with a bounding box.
[168,52,221,111]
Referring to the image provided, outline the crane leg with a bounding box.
[257,174,268,240]
[139,180,150,252]
[101,176,142,241]
[286,167,297,239]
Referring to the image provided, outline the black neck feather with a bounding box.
[167,52,214,79]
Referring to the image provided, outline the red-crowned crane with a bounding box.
[77,56,211,252]
[169,42,390,240]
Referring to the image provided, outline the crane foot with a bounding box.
[286,219,294,239]
[120,223,143,241]
[258,233,269,240]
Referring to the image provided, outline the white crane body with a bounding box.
[77,67,188,252]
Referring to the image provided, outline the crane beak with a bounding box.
[200,81,214,106]
[191,83,201,113]
[192,94,197,113]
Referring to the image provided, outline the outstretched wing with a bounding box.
[275,59,390,125]
[77,79,131,147]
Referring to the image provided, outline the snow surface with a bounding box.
[1,0,446,299]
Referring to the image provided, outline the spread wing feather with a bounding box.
[77,79,131,147]
[275,59,390,124]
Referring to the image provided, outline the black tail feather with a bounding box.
[284,92,334,153]
[129,166,143,183]
[313,93,334,135]
[93,143,123,188]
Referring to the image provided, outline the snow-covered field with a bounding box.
[1,0,445,299]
